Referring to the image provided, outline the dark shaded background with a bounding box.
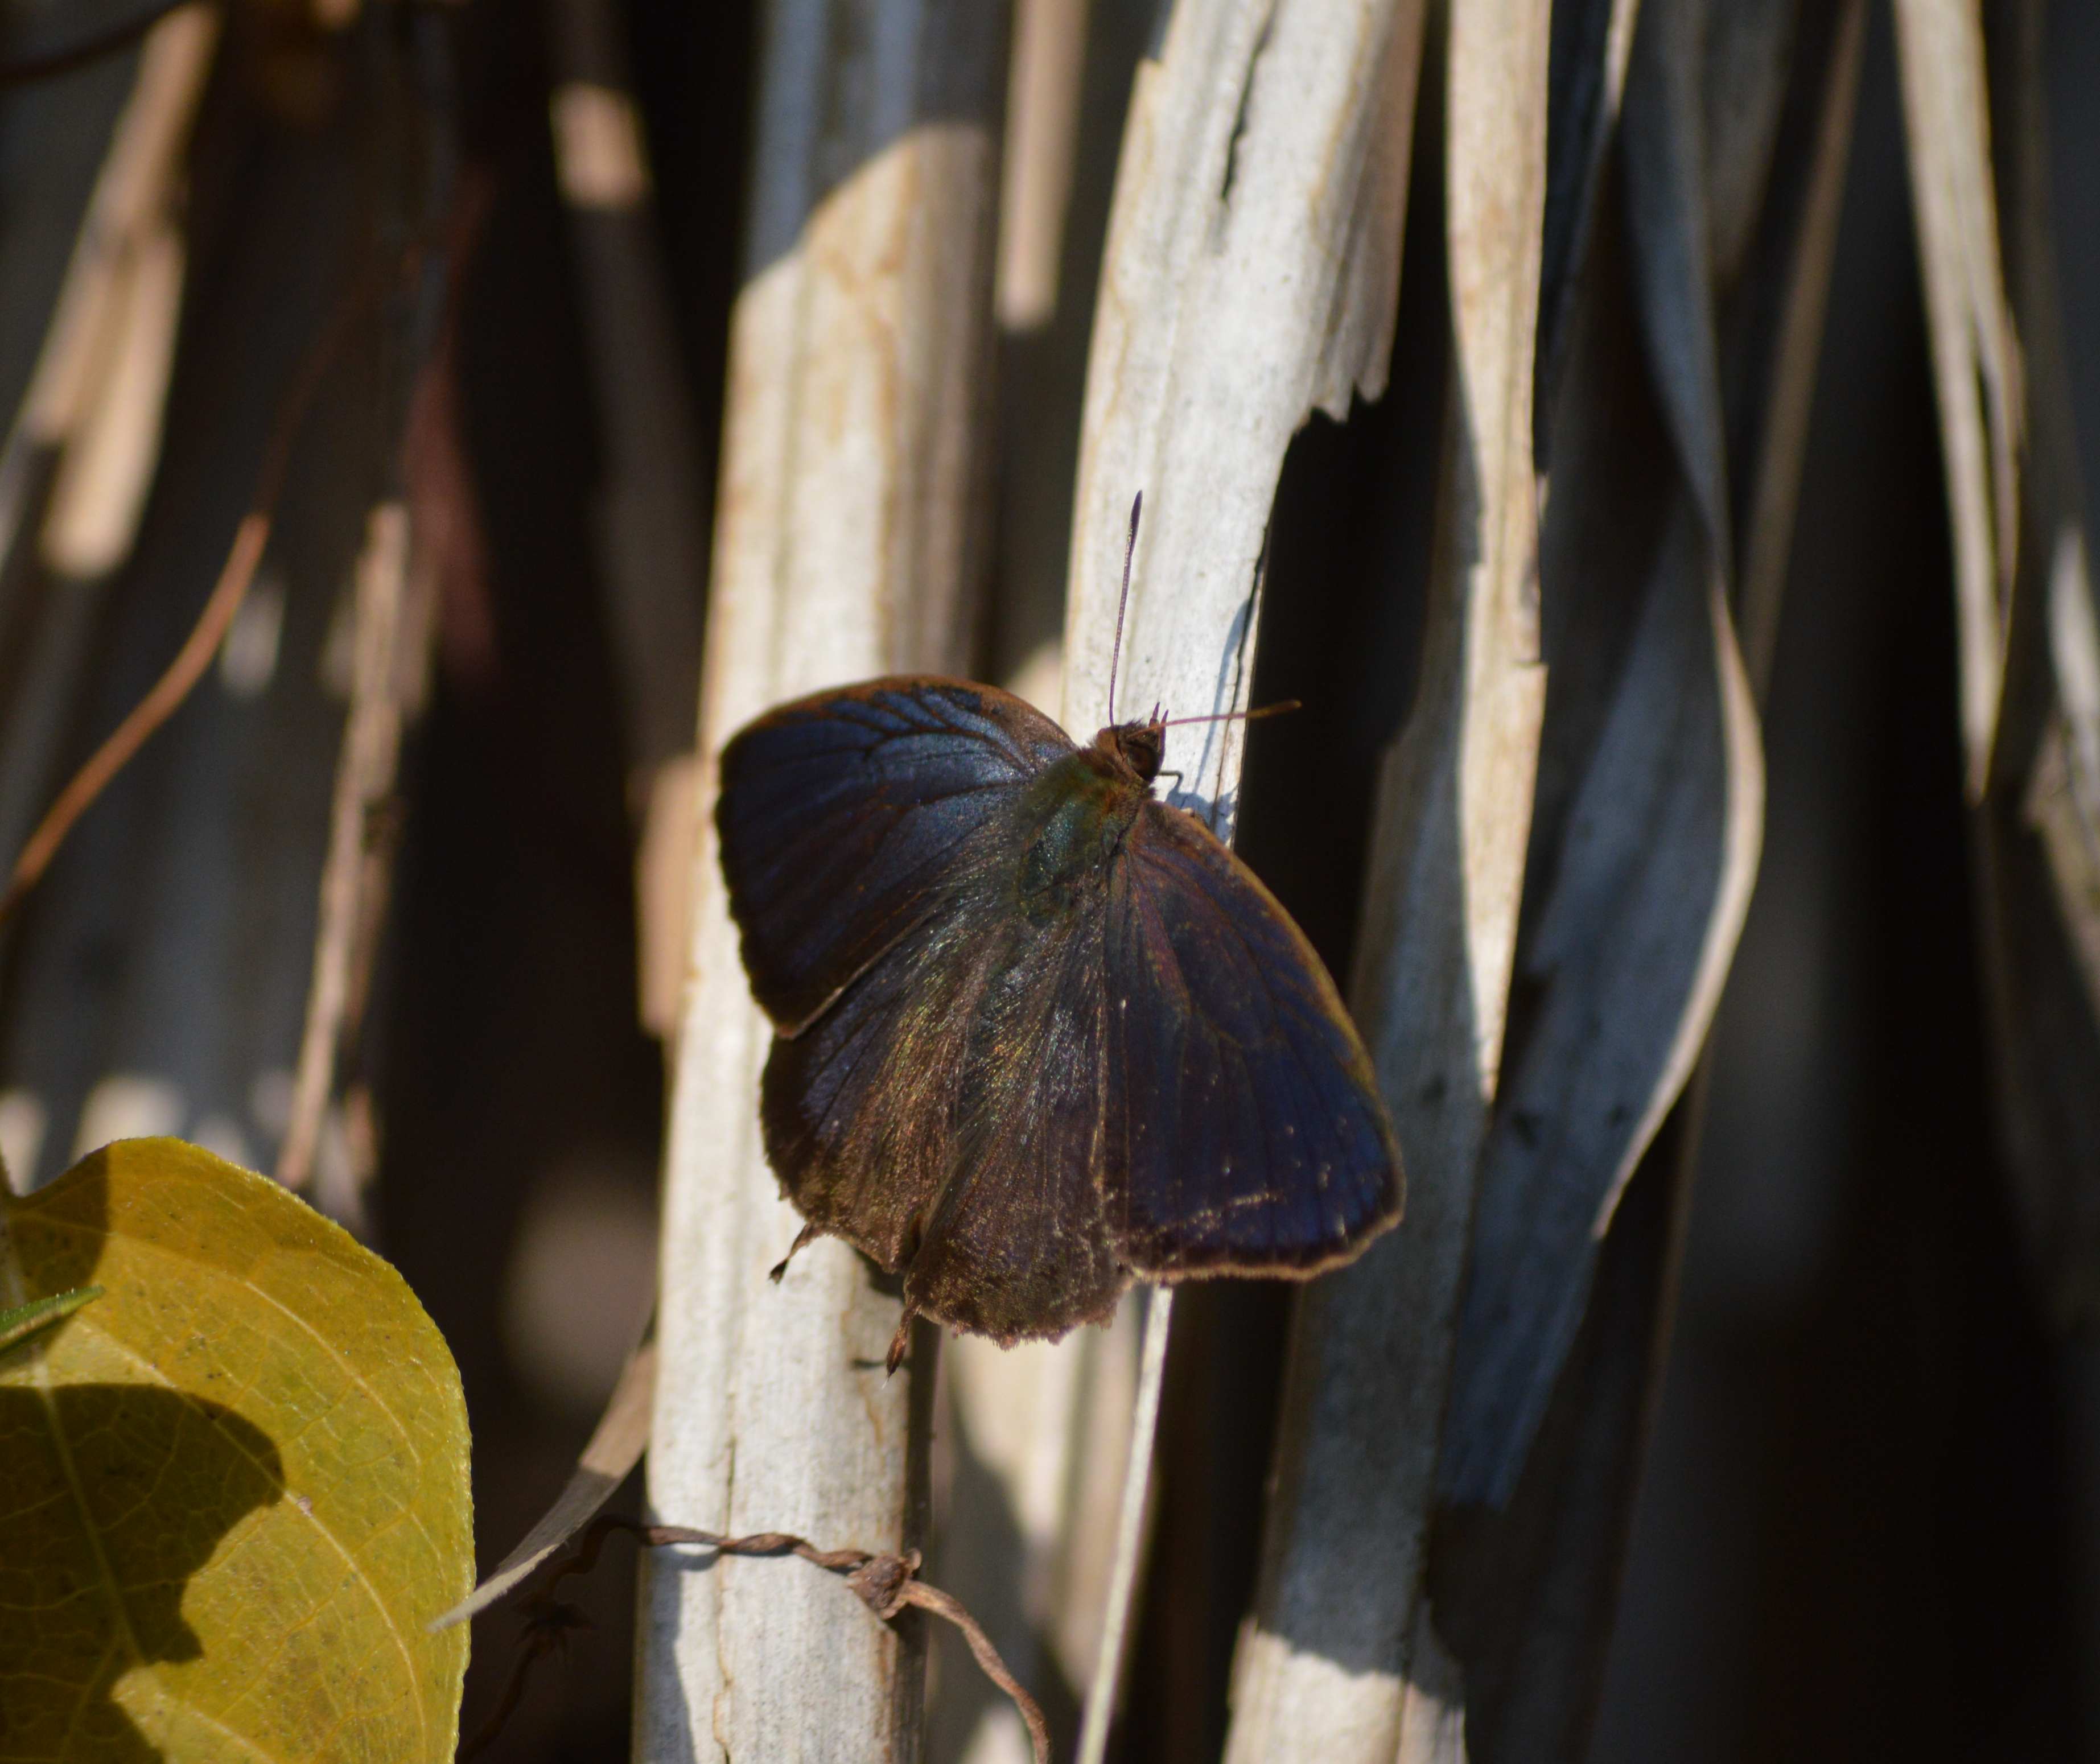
[2,2,2095,1759]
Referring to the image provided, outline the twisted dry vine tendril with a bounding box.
[459,1514,1052,1764]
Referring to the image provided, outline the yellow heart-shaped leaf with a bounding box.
[0,1139,471,1762]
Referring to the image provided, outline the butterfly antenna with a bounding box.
[1108,491,1141,726]
[1159,698,1302,730]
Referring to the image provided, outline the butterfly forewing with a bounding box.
[756,741,1130,1341]
[1101,801,1401,1275]
[760,891,997,1272]
[718,678,1073,1031]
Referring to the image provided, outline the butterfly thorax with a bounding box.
[1015,748,1146,921]
[1096,719,1165,786]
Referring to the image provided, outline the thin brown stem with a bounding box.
[274,505,410,1192]
[899,1580,1055,1764]
[475,1515,1052,1764]
[0,250,389,929]
[0,512,266,924]
[456,1600,591,1761]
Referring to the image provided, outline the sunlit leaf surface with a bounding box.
[0,1139,471,1763]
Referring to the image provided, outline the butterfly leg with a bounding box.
[884,1304,919,1376]
[768,1220,823,1283]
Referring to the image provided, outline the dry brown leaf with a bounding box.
[1430,9,1866,1751]
[1437,0,1767,1511]
[1055,4,1427,1754]
[1959,1,2100,1316]
[637,9,1010,1758]
[1892,0,2023,794]
[1221,3,1545,1756]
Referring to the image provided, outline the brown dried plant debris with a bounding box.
[459,1514,1051,1764]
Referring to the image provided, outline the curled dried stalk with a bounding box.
[0,251,390,930]
[462,1514,1051,1764]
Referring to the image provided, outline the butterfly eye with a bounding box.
[1118,724,1164,784]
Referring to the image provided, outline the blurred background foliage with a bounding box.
[0,1,2095,1760]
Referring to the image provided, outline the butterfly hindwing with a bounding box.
[718,677,1073,1032]
[903,898,1127,1344]
[1101,801,1401,1275]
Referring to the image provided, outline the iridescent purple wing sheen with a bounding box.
[1101,802,1402,1275]
[717,677,1073,1032]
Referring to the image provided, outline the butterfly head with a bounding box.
[1096,718,1166,787]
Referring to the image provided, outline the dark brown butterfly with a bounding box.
[717,578,1401,1374]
